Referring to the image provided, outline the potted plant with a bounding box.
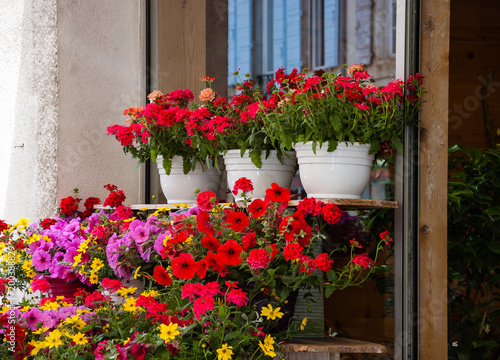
[107,89,223,203]
[3,179,393,359]
[255,65,424,199]
[196,75,297,200]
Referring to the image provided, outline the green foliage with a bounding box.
[447,145,500,360]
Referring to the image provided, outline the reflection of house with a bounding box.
[228,0,397,90]
[1,0,499,358]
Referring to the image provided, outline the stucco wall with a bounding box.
[56,1,145,205]
[0,0,59,223]
[0,1,144,224]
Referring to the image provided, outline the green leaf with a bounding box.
[162,157,172,175]
[325,285,335,298]
[249,150,262,168]
[486,242,500,254]
[224,331,239,342]
[484,207,500,215]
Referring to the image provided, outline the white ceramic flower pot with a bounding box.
[157,156,222,204]
[224,150,297,201]
[294,142,374,199]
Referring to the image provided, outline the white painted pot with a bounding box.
[157,156,222,204]
[224,150,297,201]
[294,142,374,199]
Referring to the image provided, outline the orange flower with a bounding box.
[199,88,216,102]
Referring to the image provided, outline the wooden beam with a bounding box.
[419,1,450,359]
[157,0,228,97]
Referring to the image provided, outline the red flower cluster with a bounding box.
[84,291,110,308]
[352,253,374,269]
[0,220,8,232]
[232,177,254,196]
[40,218,57,230]
[103,184,126,208]
[59,196,80,217]
[196,190,218,211]
[30,278,50,293]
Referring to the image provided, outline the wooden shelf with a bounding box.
[288,198,399,209]
[95,199,398,212]
[281,337,386,360]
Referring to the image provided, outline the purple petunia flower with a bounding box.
[32,250,51,271]
[131,225,150,244]
[21,308,44,331]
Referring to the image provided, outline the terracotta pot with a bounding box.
[46,278,96,298]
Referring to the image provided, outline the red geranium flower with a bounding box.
[39,218,56,230]
[217,239,243,266]
[248,198,269,218]
[83,196,101,211]
[154,265,173,286]
[266,183,290,203]
[322,203,341,224]
[171,253,197,280]
[226,211,250,232]
[196,190,217,211]
[232,177,254,195]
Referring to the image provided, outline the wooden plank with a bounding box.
[95,198,399,212]
[281,337,386,354]
[420,0,450,359]
[288,199,399,209]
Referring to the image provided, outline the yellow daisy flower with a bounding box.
[29,340,44,356]
[260,304,284,320]
[91,258,104,271]
[158,323,179,342]
[117,286,137,297]
[122,297,139,312]
[70,332,88,345]
[259,341,276,357]
[89,272,99,285]
[134,266,141,279]
[216,343,234,360]
[44,329,63,348]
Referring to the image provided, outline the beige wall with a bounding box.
[0,0,145,223]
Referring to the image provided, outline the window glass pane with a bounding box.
[226,2,400,358]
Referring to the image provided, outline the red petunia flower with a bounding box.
[226,211,250,232]
[196,211,215,234]
[266,183,290,203]
[241,231,257,251]
[203,251,227,276]
[196,259,207,279]
[217,239,243,266]
[154,265,173,286]
[201,233,221,252]
[248,198,269,218]
[172,253,197,280]
[278,216,302,242]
